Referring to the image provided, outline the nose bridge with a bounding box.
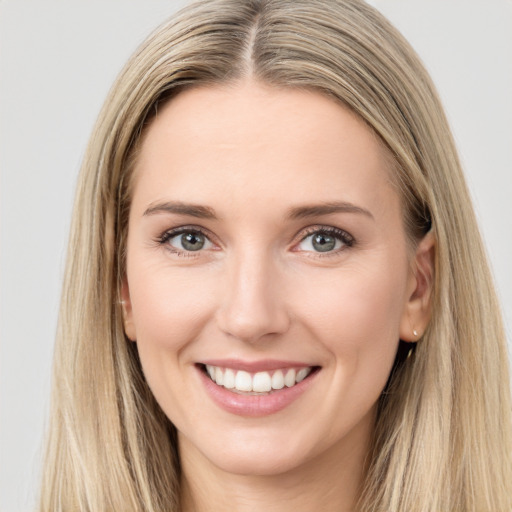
[216,244,289,342]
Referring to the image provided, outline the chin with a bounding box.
[181,422,327,478]
[208,445,309,477]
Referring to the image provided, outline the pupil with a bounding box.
[181,233,205,251]
[312,233,335,252]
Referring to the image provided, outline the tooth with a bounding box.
[284,369,296,387]
[223,368,235,389]
[206,365,215,380]
[253,371,272,392]
[271,370,285,390]
[296,368,310,382]
[235,370,252,392]
[215,367,224,386]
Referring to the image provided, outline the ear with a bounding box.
[120,278,137,342]
[399,231,435,342]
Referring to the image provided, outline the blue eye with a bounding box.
[161,229,214,253]
[297,228,353,253]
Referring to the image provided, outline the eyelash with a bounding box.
[157,226,215,258]
[156,225,355,258]
[296,226,355,257]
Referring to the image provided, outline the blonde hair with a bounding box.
[40,1,512,510]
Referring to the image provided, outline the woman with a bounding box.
[39,0,512,510]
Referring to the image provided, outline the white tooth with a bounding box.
[206,365,215,380]
[223,368,235,389]
[271,370,285,390]
[284,369,296,387]
[235,370,253,392]
[215,367,224,386]
[253,372,272,392]
[296,367,311,383]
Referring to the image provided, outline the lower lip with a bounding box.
[196,366,319,417]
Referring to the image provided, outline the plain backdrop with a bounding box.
[1,1,511,510]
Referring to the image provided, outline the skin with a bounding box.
[122,81,434,512]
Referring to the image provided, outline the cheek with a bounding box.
[129,258,212,330]
[126,260,217,372]
[300,266,407,437]
[296,259,408,377]
[125,261,222,424]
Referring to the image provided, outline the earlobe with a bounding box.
[399,231,435,342]
[120,278,137,342]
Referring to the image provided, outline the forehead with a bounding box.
[131,81,399,223]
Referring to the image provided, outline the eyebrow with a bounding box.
[142,200,373,221]
[286,201,374,220]
[143,201,217,219]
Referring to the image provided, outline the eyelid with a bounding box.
[292,225,355,254]
[155,223,354,257]
[157,225,220,255]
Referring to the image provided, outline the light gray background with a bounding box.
[1,1,511,510]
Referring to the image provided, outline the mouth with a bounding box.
[198,363,320,395]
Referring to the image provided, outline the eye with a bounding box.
[296,227,354,254]
[160,228,214,253]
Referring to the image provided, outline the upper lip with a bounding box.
[199,359,317,372]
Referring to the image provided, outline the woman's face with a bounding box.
[122,81,425,477]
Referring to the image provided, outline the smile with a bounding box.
[197,360,320,416]
[204,365,314,394]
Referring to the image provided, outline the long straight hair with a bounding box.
[40,1,512,510]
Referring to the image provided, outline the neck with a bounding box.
[178,420,372,512]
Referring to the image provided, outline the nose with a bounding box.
[215,250,290,343]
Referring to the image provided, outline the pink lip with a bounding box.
[199,358,313,372]
[196,364,319,417]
